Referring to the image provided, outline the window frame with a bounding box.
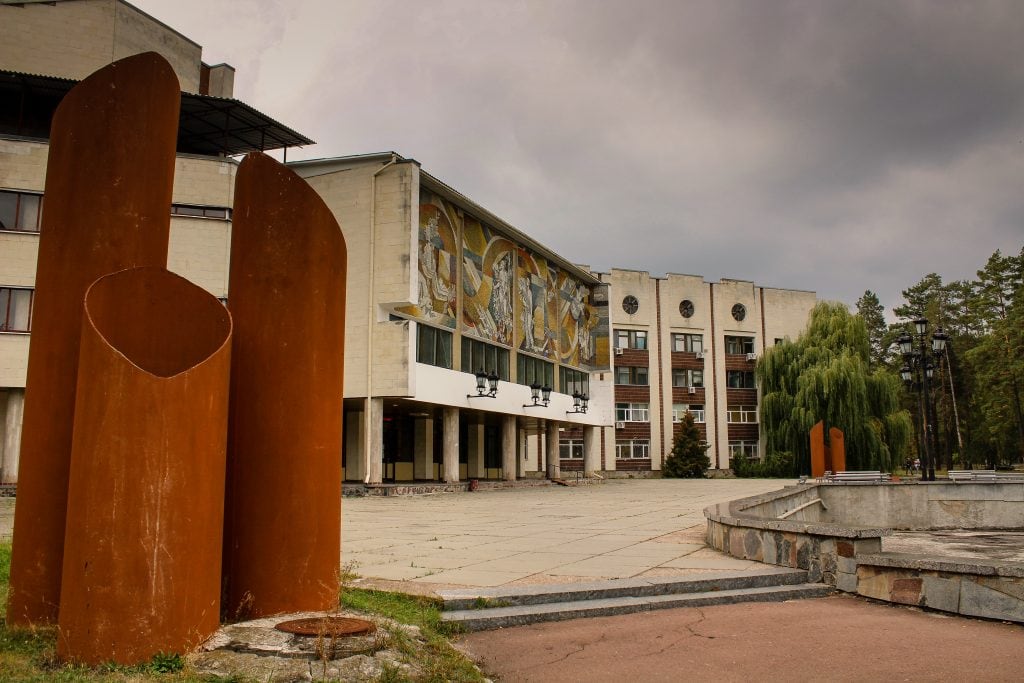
[672,403,705,423]
[615,329,648,350]
[729,440,759,460]
[0,190,43,233]
[560,367,590,397]
[672,368,704,388]
[724,335,756,355]
[727,405,758,423]
[170,203,232,220]
[517,354,554,389]
[615,402,650,422]
[416,323,453,369]
[726,370,756,389]
[559,439,584,460]
[615,365,649,386]
[461,337,510,381]
[0,286,35,333]
[671,333,703,353]
[615,439,650,459]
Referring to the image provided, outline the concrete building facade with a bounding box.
[0,0,816,484]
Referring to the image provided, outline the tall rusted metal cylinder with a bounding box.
[222,152,347,617]
[57,267,232,665]
[8,52,179,626]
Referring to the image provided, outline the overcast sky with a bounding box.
[137,0,1023,316]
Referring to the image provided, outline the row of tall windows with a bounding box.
[0,191,232,232]
[462,336,511,381]
[560,367,589,397]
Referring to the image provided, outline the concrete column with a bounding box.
[583,425,599,476]
[443,407,459,483]
[502,415,517,481]
[413,417,434,480]
[467,421,485,479]
[518,428,528,478]
[546,421,561,479]
[365,397,383,484]
[344,406,365,482]
[1,389,25,484]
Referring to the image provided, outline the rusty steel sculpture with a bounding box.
[8,52,180,627]
[810,420,846,478]
[7,53,348,666]
[58,268,232,664]
[222,152,347,618]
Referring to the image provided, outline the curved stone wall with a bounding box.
[705,483,1024,623]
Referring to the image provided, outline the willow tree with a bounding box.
[758,302,912,474]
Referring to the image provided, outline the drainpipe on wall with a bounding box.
[364,154,399,483]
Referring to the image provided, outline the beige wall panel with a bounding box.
[0,1,201,91]
[0,140,49,191]
[0,335,30,387]
[0,234,39,287]
[171,156,236,207]
[166,217,229,298]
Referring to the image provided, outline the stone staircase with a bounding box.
[439,567,831,631]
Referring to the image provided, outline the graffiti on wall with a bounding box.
[462,216,514,346]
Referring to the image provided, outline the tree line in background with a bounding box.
[748,246,1022,477]
[856,247,1024,471]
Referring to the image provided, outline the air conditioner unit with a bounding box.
[688,386,696,394]
[746,352,757,361]
[615,421,626,430]
[615,347,624,355]
[695,351,705,360]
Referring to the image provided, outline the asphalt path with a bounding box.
[457,594,1024,682]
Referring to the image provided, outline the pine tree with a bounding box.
[758,302,912,474]
[662,412,710,478]
[855,290,889,369]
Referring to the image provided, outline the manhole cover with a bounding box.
[275,617,376,637]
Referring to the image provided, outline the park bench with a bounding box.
[829,470,890,484]
[949,470,999,482]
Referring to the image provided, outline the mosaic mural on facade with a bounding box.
[516,248,558,359]
[397,190,458,328]
[461,215,514,346]
[557,269,601,368]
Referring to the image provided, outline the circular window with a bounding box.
[731,303,746,321]
[679,300,694,318]
[622,295,639,315]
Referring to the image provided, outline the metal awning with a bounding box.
[0,70,314,155]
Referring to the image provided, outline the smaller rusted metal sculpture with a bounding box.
[8,51,180,627]
[810,421,846,477]
[222,152,347,618]
[57,267,232,665]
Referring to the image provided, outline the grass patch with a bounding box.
[341,588,484,682]
[0,544,484,682]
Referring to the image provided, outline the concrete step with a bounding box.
[442,582,833,631]
[439,567,810,611]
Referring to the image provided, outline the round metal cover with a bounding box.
[679,299,694,318]
[275,617,376,637]
[731,303,746,321]
[622,295,639,314]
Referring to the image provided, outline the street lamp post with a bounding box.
[898,318,949,482]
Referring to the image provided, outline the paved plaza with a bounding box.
[341,479,786,590]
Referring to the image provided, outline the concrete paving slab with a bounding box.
[466,552,593,573]
[660,555,758,570]
[352,563,437,581]
[416,568,536,586]
[546,557,656,577]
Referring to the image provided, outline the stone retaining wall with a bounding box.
[705,483,1024,623]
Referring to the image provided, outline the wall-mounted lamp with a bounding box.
[566,392,589,415]
[523,383,551,408]
[467,369,499,399]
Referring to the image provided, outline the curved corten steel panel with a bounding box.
[8,52,179,626]
[223,152,347,617]
[57,268,232,665]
